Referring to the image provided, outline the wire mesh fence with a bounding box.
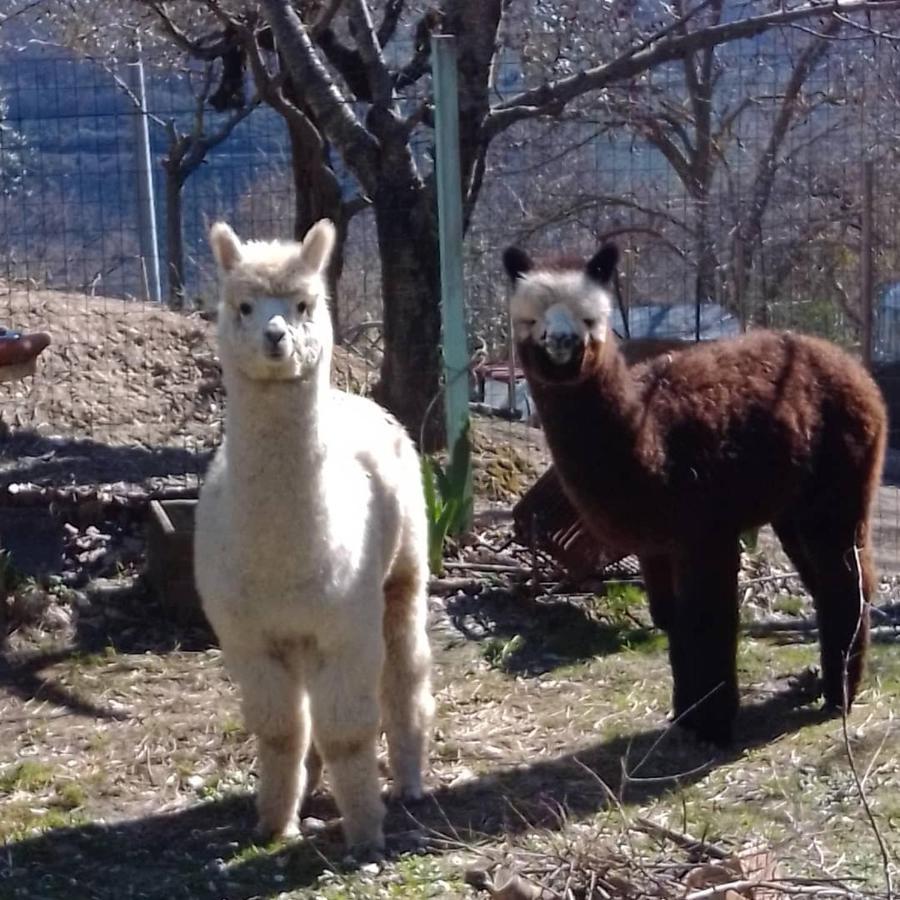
[1,24,900,569]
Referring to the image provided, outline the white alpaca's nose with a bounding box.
[264,318,289,355]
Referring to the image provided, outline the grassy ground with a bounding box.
[0,558,898,899]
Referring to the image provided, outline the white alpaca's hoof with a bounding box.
[255,819,300,843]
[387,782,426,804]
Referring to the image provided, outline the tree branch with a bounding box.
[315,28,373,102]
[394,8,442,90]
[146,2,232,60]
[346,0,393,106]
[484,1,898,138]
[259,0,380,193]
[312,0,346,33]
[376,0,405,47]
[735,17,841,259]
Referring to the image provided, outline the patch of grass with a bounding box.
[53,781,87,810]
[221,715,246,740]
[0,800,88,841]
[227,841,271,866]
[70,645,118,668]
[198,774,223,800]
[0,548,26,595]
[313,854,465,899]
[0,760,55,793]
[481,634,526,669]
[84,731,111,752]
[772,593,806,616]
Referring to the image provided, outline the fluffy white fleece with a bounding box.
[194,220,433,853]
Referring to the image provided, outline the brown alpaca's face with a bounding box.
[504,244,618,384]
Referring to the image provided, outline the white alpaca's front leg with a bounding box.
[308,638,385,854]
[223,643,310,841]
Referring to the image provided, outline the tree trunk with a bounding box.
[371,187,444,451]
[285,117,346,341]
[694,209,718,309]
[164,168,186,308]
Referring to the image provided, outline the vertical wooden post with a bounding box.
[432,34,473,527]
[861,160,875,368]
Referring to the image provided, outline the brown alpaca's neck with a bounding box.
[528,340,658,498]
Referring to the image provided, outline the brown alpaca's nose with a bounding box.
[545,330,580,364]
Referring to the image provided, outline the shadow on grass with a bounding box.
[446,587,662,675]
[0,578,216,718]
[1,681,830,900]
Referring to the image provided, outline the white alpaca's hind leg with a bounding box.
[381,556,434,802]
[308,641,385,853]
[223,644,310,841]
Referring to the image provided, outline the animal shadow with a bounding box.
[446,586,659,674]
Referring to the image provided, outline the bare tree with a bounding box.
[107,58,259,306]
[159,65,258,306]
[17,0,900,446]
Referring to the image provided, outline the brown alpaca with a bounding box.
[504,243,887,744]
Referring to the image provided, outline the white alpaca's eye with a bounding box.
[584,318,596,329]
[297,301,308,315]
[238,302,252,316]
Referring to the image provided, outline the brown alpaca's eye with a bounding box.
[521,318,536,327]
[297,301,308,315]
[238,302,252,316]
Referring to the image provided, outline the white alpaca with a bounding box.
[194,220,433,854]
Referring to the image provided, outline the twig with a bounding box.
[841,544,894,899]
[685,878,857,898]
[739,571,801,586]
[634,816,730,860]
[622,683,722,783]
[745,616,818,636]
[442,560,530,575]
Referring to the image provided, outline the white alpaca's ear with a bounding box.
[210,222,243,272]
[297,219,336,275]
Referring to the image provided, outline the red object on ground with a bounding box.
[0,331,51,368]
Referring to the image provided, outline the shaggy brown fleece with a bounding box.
[505,244,888,744]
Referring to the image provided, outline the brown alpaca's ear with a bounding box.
[586,244,618,285]
[503,246,533,282]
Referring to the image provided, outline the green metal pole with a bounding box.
[431,34,472,529]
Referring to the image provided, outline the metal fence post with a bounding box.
[431,34,473,527]
[130,44,162,304]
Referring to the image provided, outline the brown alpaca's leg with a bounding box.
[639,553,675,632]
[797,525,872,710]
[381,548,434,802]
[668,540,741,745]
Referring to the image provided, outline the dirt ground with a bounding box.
[1,535,899,899]
[0,290,899,899]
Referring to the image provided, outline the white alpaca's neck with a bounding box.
[224,363,329,504]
